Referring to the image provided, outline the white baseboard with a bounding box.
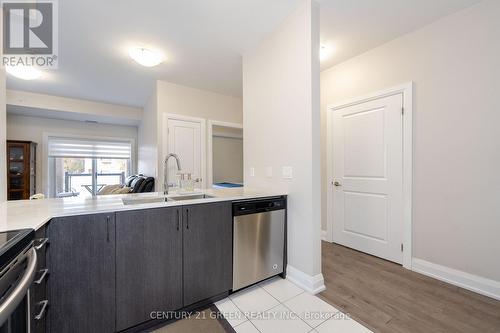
[286,265,326,294]
[412,258,500,301]
[321,229,328,241]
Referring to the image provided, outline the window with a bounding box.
[47,137,132,197]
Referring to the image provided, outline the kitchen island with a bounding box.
[0,187,285,231]
[0,188,286,333]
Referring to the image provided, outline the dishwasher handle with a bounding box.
[233,198,286,216]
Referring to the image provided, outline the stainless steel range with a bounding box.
[0,229,36,333]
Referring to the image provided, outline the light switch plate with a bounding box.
[282,166,293,179]
[249,167,255,177]
[266,166,273,178]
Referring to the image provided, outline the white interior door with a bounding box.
[164,117,205,189]
[332,94,403,264]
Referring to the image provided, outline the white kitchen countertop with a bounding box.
[0,187,286,232]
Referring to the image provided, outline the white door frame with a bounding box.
[162,113,206,189]
[326,82,413,269]
[207,120,243,187]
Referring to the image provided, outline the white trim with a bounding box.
[326,82,413,269]
[162,113,207,190]
[208,120,244,129]
[412,258,500,301]
[212,133,243,140]
[286,265,326,295]
[42,132,136,197]
[321,229,328,241]
[207,120,243,188]
[325,105,334,244]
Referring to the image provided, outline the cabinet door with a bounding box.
[116,207,183,331]
[48,213,115,333]
[183,202,232,306]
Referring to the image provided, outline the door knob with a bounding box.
[333,181,342,187]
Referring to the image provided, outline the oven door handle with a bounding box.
[0,248,37,326]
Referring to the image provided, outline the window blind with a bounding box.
[48,137,132,159]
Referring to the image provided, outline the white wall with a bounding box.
[6,114,138,195]
[243,0,323,292]
[321,0,500,282]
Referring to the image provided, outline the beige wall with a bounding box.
[6,114,138,195]
[243,0,323,290]
[156,81,242,123]
[142,80,243,191]
[212,135,243,183]
[7,90,142,125]
[321,0,500,281]
[138,90,159,180]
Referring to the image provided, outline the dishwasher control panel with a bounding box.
[233,197,286,216]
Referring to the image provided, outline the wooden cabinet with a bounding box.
[46,201,234,332]
[115,207,183,331]
[183,202,232,306]
[47,213,116,333]
[6,140,37,200]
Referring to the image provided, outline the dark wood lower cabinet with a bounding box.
[115,207,183,331]
[45,201,236,332]
[47,213,116,333]
[183,202,232,306]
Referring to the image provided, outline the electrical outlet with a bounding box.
[282,166,293,179]
[249,167,255,177]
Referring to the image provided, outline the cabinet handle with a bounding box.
[34,269,49,285]
[186,209,189,229]
[34,300,48,321]
[106,216,110,242]
[176,210,180,231]
[34,238,49,251]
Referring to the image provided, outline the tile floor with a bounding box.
[215,277,372,333]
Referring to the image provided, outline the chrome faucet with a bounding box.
[164,153,182,195]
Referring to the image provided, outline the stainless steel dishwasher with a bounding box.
[232,197,286,291]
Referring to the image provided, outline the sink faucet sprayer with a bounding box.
[164,153,182,195]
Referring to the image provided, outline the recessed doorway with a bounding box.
[207,121,243,189]
[326,83,413,268]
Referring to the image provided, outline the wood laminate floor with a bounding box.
[318,242,500,333]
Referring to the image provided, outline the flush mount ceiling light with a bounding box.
[320,44,333,61]
[6,65,43,80]
[128,47,164,67]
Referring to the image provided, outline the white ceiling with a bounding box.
[6,0,481,107]
[318,0,481,70]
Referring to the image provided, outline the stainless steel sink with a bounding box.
[168,194,214,201]
[122,197,169,205]
[122,194,214,205]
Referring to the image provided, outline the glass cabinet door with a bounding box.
[9,177,24,190]
[9,161,24,176]
[7,142,29,200]
[9,146,25,160]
